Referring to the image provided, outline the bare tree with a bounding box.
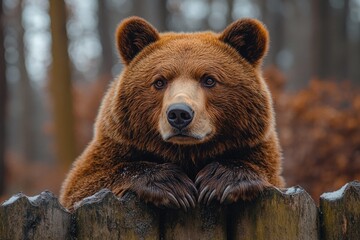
[255,0,286,69]
[157,0,168,31]
[329,0,349,80]
[226,0,234,25]
[97,0,113,78]
[0,0,7,194]
[258,0,267,22]
[132,0,168,31]
[312,0,330,79]
[347,5,360,83]
[261,0,285,67]
[49,0,77,168]
[15,0,36,162]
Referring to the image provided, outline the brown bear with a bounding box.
[60,16,284,211]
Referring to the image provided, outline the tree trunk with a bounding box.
[258,0,267,23]
[97,0,113,78]
[226,0,234,25]
[257,0,270,67]
[285,0,312,89]
[157,0,168,31]
[267,0,285,67]
[49,0,77,168]
[336,0,349,80]
[15,0,37,162]
[312,0,330,79]
[132,0,168,31]
[325,0,350,81]
[347,13,360,84]
[0,0,7,195]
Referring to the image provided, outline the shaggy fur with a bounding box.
[60,17,284,211]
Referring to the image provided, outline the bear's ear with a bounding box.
[219,19,269,66]
[116,17,159,65]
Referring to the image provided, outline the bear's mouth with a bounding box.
[169,133,202,140]
[163,131,212,144]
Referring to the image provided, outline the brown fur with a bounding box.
[60,17,284,211]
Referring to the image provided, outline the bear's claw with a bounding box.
[119,163,197,211]
[195,161,270,205]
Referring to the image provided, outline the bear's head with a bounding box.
[96,17,274,162]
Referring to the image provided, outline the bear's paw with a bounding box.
[195,161,270,205]
[119,163,197,211]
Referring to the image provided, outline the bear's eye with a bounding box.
[201,76,216,88]
[153,78,167,90]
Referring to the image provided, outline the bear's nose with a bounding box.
[167,103,194,130]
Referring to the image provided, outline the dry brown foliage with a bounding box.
[0,76,110,202]
[73,75,110,151]
[265,67,360,201]
[1,151,66,202]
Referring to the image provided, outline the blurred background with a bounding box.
[0,0,359,203]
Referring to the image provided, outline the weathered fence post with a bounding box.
[320,181,360,240]
[0,191,71,240]
[228,186,319,240]
[2,183,360,239]
[162,202,227,239]
[73,189,160,240]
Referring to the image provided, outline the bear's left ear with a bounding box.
[219,19,269,66]
[116,17,159,65]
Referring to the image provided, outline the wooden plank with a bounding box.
[162,202,227,239]
[229,186,319,240]
[0,191,71,240]
[73,189,159,240]
[2,183,360,239]
[320,181,360,240]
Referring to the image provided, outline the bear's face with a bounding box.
[104,17,273,158]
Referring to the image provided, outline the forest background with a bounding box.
[0,0,360,202]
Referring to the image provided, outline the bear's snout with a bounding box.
[159,79,213,145]
[167,103,194,130]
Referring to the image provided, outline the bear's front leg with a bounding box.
[195,161,270,205]
[113,162,197,211]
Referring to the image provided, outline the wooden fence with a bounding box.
[0,181,359,240]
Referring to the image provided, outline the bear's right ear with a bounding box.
[116,17,159,65]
